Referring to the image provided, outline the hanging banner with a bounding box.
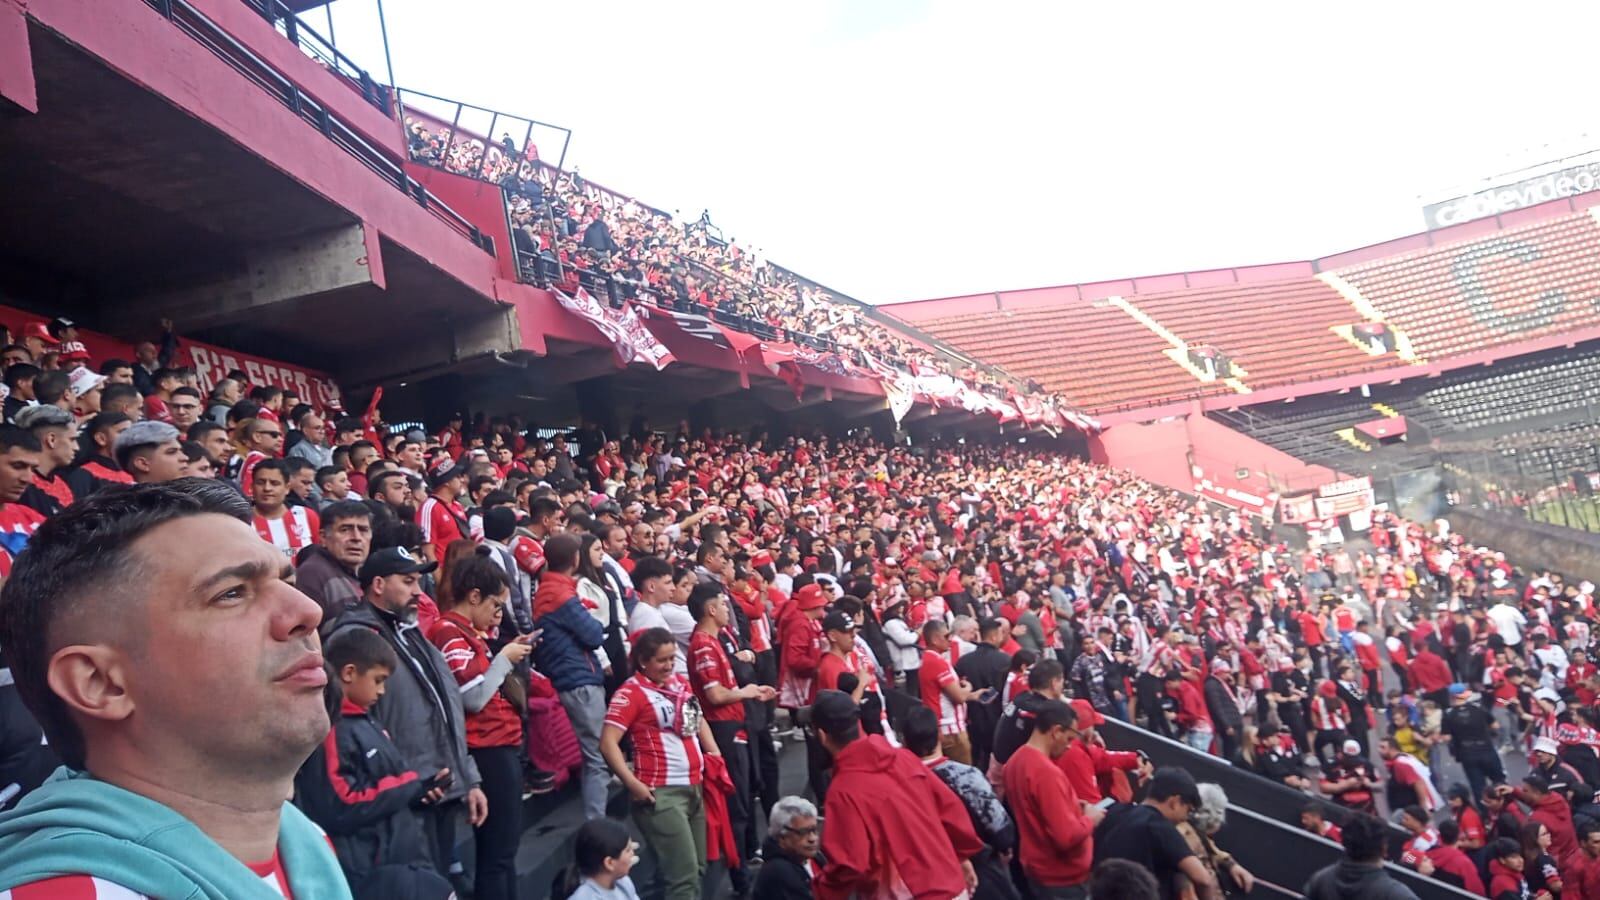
[555,289,675,371]
[885,376,916,424]
[184,341,343,410]
[637,306,734,350]
[1277,494,1318,524]
[1315,489,1374,519]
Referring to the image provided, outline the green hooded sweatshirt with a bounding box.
[0,768,352,899]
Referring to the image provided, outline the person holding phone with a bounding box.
[427,549,533,900]
[295,627,454,892]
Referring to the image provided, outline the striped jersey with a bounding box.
[0,502,47,578]
[605,672,704,787]
[254,506,320,559]
[2,852,295,899]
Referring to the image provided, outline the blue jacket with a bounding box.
[0,767,351,898]
[533,573,606,692]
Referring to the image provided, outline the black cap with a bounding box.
[358,547,437,585]
[811,689,859,735]
[822,610,855,633]
[427,454,470,488]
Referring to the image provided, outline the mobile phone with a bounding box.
[1094,797,1115,810]
[976,688,999,704]
[518,629,543,644]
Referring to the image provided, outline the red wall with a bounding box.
[1089,410,1340,502]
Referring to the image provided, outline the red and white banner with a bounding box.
[1277,494,1317,524]
[1194,475,1278,519]
[184,341,343,410]
[555,289,675,371]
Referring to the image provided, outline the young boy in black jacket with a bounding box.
[295,627,450,882]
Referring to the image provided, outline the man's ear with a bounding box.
[47,644,134,724]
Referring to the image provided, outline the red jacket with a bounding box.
[1005,744,1094,887]
[1425,845,1484,895]
[777,611,824,709]
[1568,850,1600,900]
[1529,790,1581,871]
[1056,740,1139,804]
[1487,858,1526,898]
[1167,680,1212,730]
[816,735,982,900]
[1409,650,1453,693]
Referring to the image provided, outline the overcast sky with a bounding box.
[322,1,1600,305]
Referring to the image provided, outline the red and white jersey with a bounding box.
[605,673,704,788]
[416,495,466,560]
[1386,752,1444,811]
[508,533,546,576]
[3,851,296,898]
[919,649,967,736]
[0,502,47,578]
[1310,695,1347,732]
[254,506,320,559]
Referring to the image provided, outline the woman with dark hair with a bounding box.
[1520,819,1564,897]
[599,628,722,900]
[1445,783,1487,850]
[427,549,533,900]
[578,532,627,687]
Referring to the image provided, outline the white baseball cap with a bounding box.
[68,366,106,399]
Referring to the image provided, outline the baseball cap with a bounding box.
[1069,698,1105,727]
[750,550,774,568]
[1342,739,1362,756]
[68,366,106,399]
[427,454,468,488]
[56,341,90,363]
[46,317,75,338]
[357,546,437,585]
[1533,736,1560,756]
[821,610,855,633]
[811,689,859,735]
[20,322,50,342]
[793,583,828,611]
[1534,687,1562,705]
[1447,683,1469,696]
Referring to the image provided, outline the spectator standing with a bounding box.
[296,500,373,630]
[600,627,721,900]
[903,705,1018,900]
[1093,767,1218,900]
[533,533,610,820]
[330,546,486,875]
[1303,813,1420,899]
[294,627,447,886]
[687,582,772,893]
[15,405,78,518]
[920,618,982,765]
[1441,682,1505,801]
[809,690,983,900]
[0,426,44,577]
[956,616,1013,774]
[1004,696,1104,898]
[427,551,534,900]
[64,411,132,500]
[417,457,470,564]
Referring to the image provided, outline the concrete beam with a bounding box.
[524,350,622,387]
[108,223,380,333]
[698,373,748,399]
[336,305,520,388]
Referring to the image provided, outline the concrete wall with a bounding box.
[1447,506,1600,577]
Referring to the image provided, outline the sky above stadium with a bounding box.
[326,0,1600,305]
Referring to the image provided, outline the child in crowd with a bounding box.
[564,818,641,900]
[294,628,448,885]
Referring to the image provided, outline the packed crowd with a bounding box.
[2,320,1600,899]
[404,116,1037,403]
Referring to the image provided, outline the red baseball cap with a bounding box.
[21,322,50,342]
[793,583,828,610]
[1069,698,1105,727]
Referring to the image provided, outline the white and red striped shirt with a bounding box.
[605,673,704,787]
[3,852,295,899]
[254,506,319,559]
[1310,695,1347,732]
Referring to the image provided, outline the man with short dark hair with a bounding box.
[101,383,143,421]
[0,479,349,895]
[903,704,1017,900]
[1005,698,1098,898]
[294,499,372,628]
[64,411,133,500]
[168,386,203,436]
[0,426,44,578]
[416,456,468,564]
[1094,767,1217,900]
[810,690,983,899]
[112,420,186,485]
[252,458,320,560]
[1303,812,1420,899]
